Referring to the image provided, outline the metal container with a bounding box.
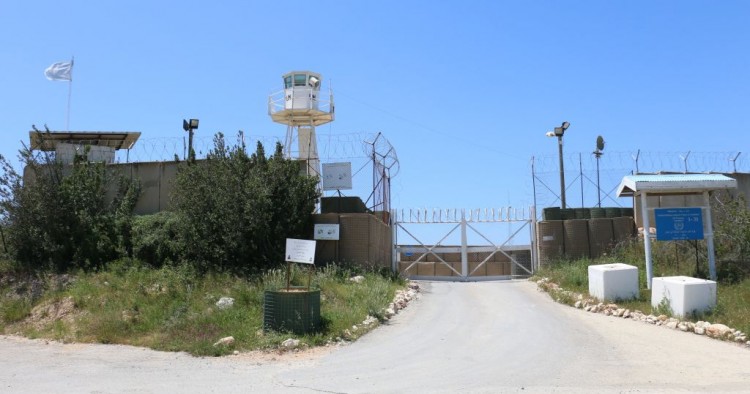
[264,289,321,334]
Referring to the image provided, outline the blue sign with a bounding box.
[654,208,704,241]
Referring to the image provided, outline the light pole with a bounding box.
[183,118,199,163]
[546,121,570,209]
[593,135,605,208]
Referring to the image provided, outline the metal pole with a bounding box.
[704,191,717,281]
[641,192,653,289]
[579,153,584,208]
[531,156,538,215]
[558,136,566,209]
[188,128,194,163]
[461,209,468,280]
[596,156,601,207]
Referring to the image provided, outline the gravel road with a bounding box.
[2,280,749,393]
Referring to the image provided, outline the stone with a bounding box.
[384,307,396,318]
[213,336,235,347]
[363,315,378,326]
[281,338,300,348]
[233,350,240,355]
[349,276,365,284]
[677,322,689,332]
[215,297,235,310]
[706,323,731,338]
[694,327,706,335]
[574,301,582,309]
[665,321,678,329]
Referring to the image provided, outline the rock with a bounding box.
[706,324,731,338]
[694,327,706,335]
[215,297,235,310]
[349,276,365,284]
[384,307,396,318]
[623,310,631,319]
[408,282,420,290]
[233,350,240,355]
[665,321,678,329]
[362,315,378,325]
[604,309,612,316]
[213,336,235,347]
[574,301,582,309]
[657,315,668,322]
[615,309,625,317]
[281,338,300,348]
[677,322,689,332]
[352,325,358,331]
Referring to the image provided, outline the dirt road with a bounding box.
[2,280,749,393]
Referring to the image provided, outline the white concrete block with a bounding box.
[651,276,717,317]
[588,263,639,301]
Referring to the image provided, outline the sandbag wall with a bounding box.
[312,213,392,270]
[537,207,636,265]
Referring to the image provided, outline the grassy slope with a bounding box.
[0,261,405,356]
[535,254,750,335]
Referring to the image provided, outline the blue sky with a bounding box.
[2,0,749,226]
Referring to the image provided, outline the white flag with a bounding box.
[44,60,73,81]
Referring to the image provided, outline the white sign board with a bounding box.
[314,224,340,240]
[322,162,353,190]
[285,238,316,264]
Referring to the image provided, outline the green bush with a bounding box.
[0,145,139,272]
[172,133,319,274]
[131,211,183,267]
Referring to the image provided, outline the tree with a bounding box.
[0,144,139,272]
[171,132,319,274]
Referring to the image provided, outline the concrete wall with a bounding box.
[112,161,179,215]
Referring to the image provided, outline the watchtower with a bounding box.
[268,71,334,178]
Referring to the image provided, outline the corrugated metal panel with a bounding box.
[617,174,737,196]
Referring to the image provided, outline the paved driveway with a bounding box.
[2,280,749,393]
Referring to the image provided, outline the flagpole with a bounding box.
[66,80,72,131]
[66,57,73,131]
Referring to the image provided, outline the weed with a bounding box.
[1,298,31,323]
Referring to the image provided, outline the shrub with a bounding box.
[131,211,183,267]
[171,133,319,274]
[0,143,139,272]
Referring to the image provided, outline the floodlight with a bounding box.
[561,121,570,130]
[189,119,199,129]
[308,76,320,87]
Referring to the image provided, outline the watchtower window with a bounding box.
[284,76,292,88]
[294,74,307,86]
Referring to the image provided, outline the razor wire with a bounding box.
[113,131,400,212]
[531,150,748,213]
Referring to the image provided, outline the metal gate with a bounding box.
[391,207,538,281]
